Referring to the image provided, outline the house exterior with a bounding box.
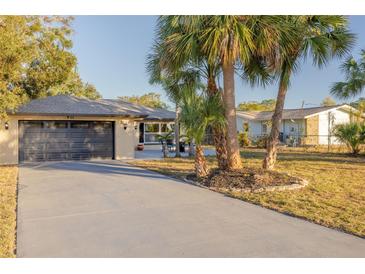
[0,95,175,164]
[236,104,364,146]
[103,99,176,145]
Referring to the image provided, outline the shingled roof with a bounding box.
[104,99,175,121]
[237,104,354,121]
[13,95,175,120]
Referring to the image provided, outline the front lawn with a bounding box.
[0,166,18,257]
[131,149,365,238]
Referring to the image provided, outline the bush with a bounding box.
[332,122,365,154]
[253,135,269,148]
[238,132,250,147]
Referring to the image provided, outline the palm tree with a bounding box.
[332,122,365,154]
[262,16,355,170]
[331,49,365,99]
[147,16,229,170]
[179,88,225,178]
[198,16,258,170]
[149,16,284,171]
[157,131,174,158]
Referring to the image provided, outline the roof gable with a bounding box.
[236,104,356,121]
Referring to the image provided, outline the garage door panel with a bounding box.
[19,121,114,162]
[23,153,47,162]
[22,143,48,151]
[70,153,92,160]
[46,143,70,150]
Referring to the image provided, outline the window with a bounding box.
[45,121,68,129]
[22,121,43,128]
[71,122,90,128]
[161,123,173,133]
[144,134,160,143]
[143,122,175,143]
[92,122,112,129]
[145,123,159,132]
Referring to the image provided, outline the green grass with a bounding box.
[0,166,18,257]
[131,148,365,238]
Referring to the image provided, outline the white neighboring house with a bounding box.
[236,104,364,146]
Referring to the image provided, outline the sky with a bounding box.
[71,16,365,109]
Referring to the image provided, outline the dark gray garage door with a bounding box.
[19,121,114,162]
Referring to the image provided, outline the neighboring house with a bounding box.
[0,95,174,164]
[236,104,364,146]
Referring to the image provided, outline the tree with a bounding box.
[320,96,337,106]
[332,122,365,154]
[149,16,285,171]
[147,16,229,169]
[350,97,365,109]
[0,16,32,119]
[49,71,101,99]
[0,16,99,119]
[151,69,202,158]
[237,99,276,111]
[157,131,174,158]
[197,16,292,170]
[179,88,225,178]
[331,50,365,99]
[119,92,168,109]
[262,16,355,170]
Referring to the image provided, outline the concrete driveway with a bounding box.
[17,161,365,257]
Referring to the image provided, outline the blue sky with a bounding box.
[71,16,365,108]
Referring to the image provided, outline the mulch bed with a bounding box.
[186,167,308,193]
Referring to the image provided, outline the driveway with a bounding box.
[17,161,365,257]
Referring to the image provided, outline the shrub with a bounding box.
[253,135,269,148]
[332,122,365,154]
[238,132,250,147]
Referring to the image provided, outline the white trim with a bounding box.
[304,104,363,119]
[236,111,257,120]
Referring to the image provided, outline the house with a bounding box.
[236,104,364,146]
[103,99,176,145]
[0,95,175,164]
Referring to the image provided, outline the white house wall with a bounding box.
[237,116,304,138]
[236,117,262,137]
[318,109,350,145]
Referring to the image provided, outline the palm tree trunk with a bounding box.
[195,145,208,178]
[207,76,229,170]
[222,60,242,170]
[175,104,181,157]
[263,69,290,170]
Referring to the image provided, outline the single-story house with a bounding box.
[0,95,175,164]
[236,104,364,146]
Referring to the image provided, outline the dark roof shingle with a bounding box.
[13,95,175,120]
[104,99,175,121]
